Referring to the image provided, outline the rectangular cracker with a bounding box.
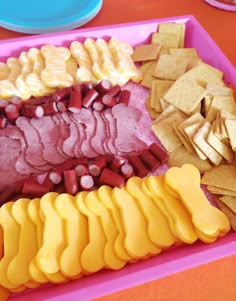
[167,145,212,174]
[153,54,189,80]
[201,164,236,191]
[193,121,223,165]
[158,22,186,48]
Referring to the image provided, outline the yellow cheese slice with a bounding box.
[97,185,132,262]
[125,177,175,249]
[85,190,126,270]
[74,191,106,273]
[27,198,48,284]
[7,198,38,287]
[0,202,26,291]
[148,175,198,244]
[141,177,180,241]
[165,164,231,238]
[36,192,66,275]
[54,193,88,278]
[112,187,161,259]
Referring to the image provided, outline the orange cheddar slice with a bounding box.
[7,198,38,287]
[0,202,26,291]
[27,198,48,284]
[141,177,180,241]
[85,190,126,270]
[54,193,87,278]
[0,226,3,261]
[0,285,11,301]
[148,175,198,244]
[112,187,161,259]
[74,191,106,274]
[125,177,175,249]
[36,192,66,275]
[165,164,231,238]
[97,186,132,262]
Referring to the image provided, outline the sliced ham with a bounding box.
[16,116,49,167]
[111,103,147,153]
[53,113,71,159]
[73,109,98,158]
[102,109,118,155]
[0,136,25,192]
[31,115,67,165]
[91,110,106,155]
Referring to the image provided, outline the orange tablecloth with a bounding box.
[0,1,236,300]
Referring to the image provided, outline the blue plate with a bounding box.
[0,0,103,34]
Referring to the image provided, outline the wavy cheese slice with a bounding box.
[85,190,126,270]
[7,198,38,287]
[125,177,175,249]
[54,193,88,278]
[27,198,48,284]
[0,202,26,292]
[112,187,161,259]
[74,191,106,274]
[36,192,66,275]
[148,175,198,244]
[165,164,230,238]
[97,185,132,262]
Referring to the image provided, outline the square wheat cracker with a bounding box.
[163,78,207,115]
[205,95,236,123]
[167,145,212,174]
[151,109,186,152]
[193,121,223,165]
[153,54,189,80]
[201,164,236,191]
[158,22,186,48]
[150,79,174,112]
[207,121,235,163]
[225,118,236,151]
[207,185,236,197]
[177,112,205,153]
[132,44,161,62]
[151,32,180,49]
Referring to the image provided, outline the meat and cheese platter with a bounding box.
[0,15,236,301]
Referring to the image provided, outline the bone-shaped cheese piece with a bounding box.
[54,194,87,278]
[165,164,230,238]
[74,191,106,273]
[112,187,161,259]
[7,198,38,287]
[41,45,74,88]
[36,192,66,275]
[85,190,126,270]
[97,185,132,262]
[27,198,48,284]
[147,175,198,244]
[70,41,96,83]
[125,177,175,248]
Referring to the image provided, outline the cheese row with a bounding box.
[0,37,142,100]
[0,164,230,298]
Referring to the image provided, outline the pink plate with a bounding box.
[0,14,235,301]
[204,0,236,11]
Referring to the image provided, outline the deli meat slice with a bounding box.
[16,116,49,167]
[53,113,70,158]
[31,115,67,165]
[102,109,118,155]
[0,137,25,192]
[73,109,98,158]
[63,120,80,158]
[91,110,107,155]
[111,103,147,153]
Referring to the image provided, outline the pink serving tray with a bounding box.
[1,14,235,301]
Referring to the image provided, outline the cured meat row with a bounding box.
[0,104,146,193]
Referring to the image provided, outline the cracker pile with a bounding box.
[0,38,142,100]
[132,22,236,172]
[132,22,236,230]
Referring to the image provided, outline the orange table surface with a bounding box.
[1,1,236,300]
